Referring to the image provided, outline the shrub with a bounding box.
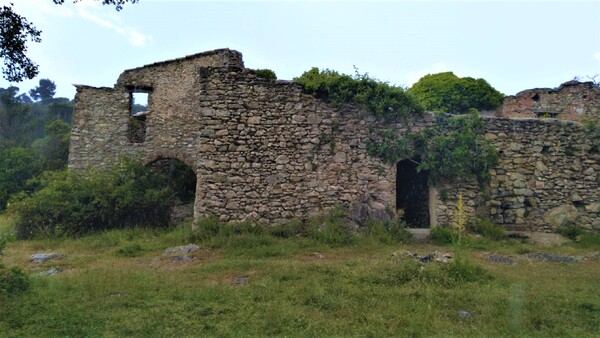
[557,225,584,240]
[468,217,507,240]
[430,226,458,245]
[306,208,356,246]
[8,158,177,239]
[268,219,304,238]
[0,264,29,296]
[295,67,422,121]
[254,69,277,80]
[365,219,411,244]
[408,71,504,114]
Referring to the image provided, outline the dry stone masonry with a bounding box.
[69,49,600,232]
[501,80,600,121]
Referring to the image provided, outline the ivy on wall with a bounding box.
[295,67,499,184]
[295,67,422,121]
[366,111,499,184]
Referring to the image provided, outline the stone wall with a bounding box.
[435,118,600,232]
[69,49,600,232]
[501,80,600,121]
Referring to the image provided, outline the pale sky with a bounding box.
[2,0,599,99]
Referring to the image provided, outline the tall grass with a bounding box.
[1,213,600,336]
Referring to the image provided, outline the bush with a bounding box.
[8,158,177,239]
[408,71,504,114]
[468,217,507,240]
[254,69,277,80]
[365,219,411,244]
[0,264,29,296]
[306,207,356,246]
[295,67,422,121]
[557,225,584,240]
[430,226,458,245]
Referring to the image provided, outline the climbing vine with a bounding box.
[295,67,422,121]
[366,111,499,184]
[295,66,499,184]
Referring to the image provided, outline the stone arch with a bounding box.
[145,152,198,222]
[396,158,430,228]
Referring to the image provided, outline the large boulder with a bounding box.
[543,204,579,230]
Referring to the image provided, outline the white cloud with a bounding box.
[13,0,74,23]
[75,1,152,47]
[594,51,600,63]
[404,63,452,86]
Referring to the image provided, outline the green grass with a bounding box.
[1,217,600,337]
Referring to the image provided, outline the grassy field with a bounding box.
[1,214,600,337]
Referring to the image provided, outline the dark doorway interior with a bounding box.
[396,158,430,228]
[147,158,197,204]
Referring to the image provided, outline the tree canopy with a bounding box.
[0,1,138,82]
[408,72,504,114]
[29,79,56,101]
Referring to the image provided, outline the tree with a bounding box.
[408,72,504,114]
[0,1,138,83]
[32,119,70,170]
[29,78,56,101]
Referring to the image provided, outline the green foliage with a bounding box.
[306,211,357,246]
[413,111,499,183]
[0,147,42,210]
[365,128,410,164]
[430,226,458,245]
[468,217,507,240]
[29,79,56,101]
[8,158,177,239]
[408,71,504,114]
[557,225,584,240]
[115,243,145,257]
[31,119,70,170]
[254,68,277,80]
[0,264,29,296]
[421,257,493,286]
[295,67,422,120]
[365,219,411,244]
[366,111,498,183]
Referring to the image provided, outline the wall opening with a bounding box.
[396,158,430,228]
[128,88,151,143]
[147,157,197,222]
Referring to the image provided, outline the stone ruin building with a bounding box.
[501,80,600,121]
[68,49,600,233]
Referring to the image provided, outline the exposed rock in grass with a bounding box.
[170,256,192,263]
[488,254,514,264]
[311,253,325,259]
[524,252,582,263]
[30,253,65,263]
[458,310,473,320]
[35,267,61,276]
[162,244,199,255]
[232,275,249,285]
[394,250,452,264]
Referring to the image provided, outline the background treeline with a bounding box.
[0,79,73,210]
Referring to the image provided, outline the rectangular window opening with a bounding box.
[127,88,152,143]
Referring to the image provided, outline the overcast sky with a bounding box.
[2,0,599,99]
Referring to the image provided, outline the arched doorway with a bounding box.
[147,157,197,222]
[396,158,430,228]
